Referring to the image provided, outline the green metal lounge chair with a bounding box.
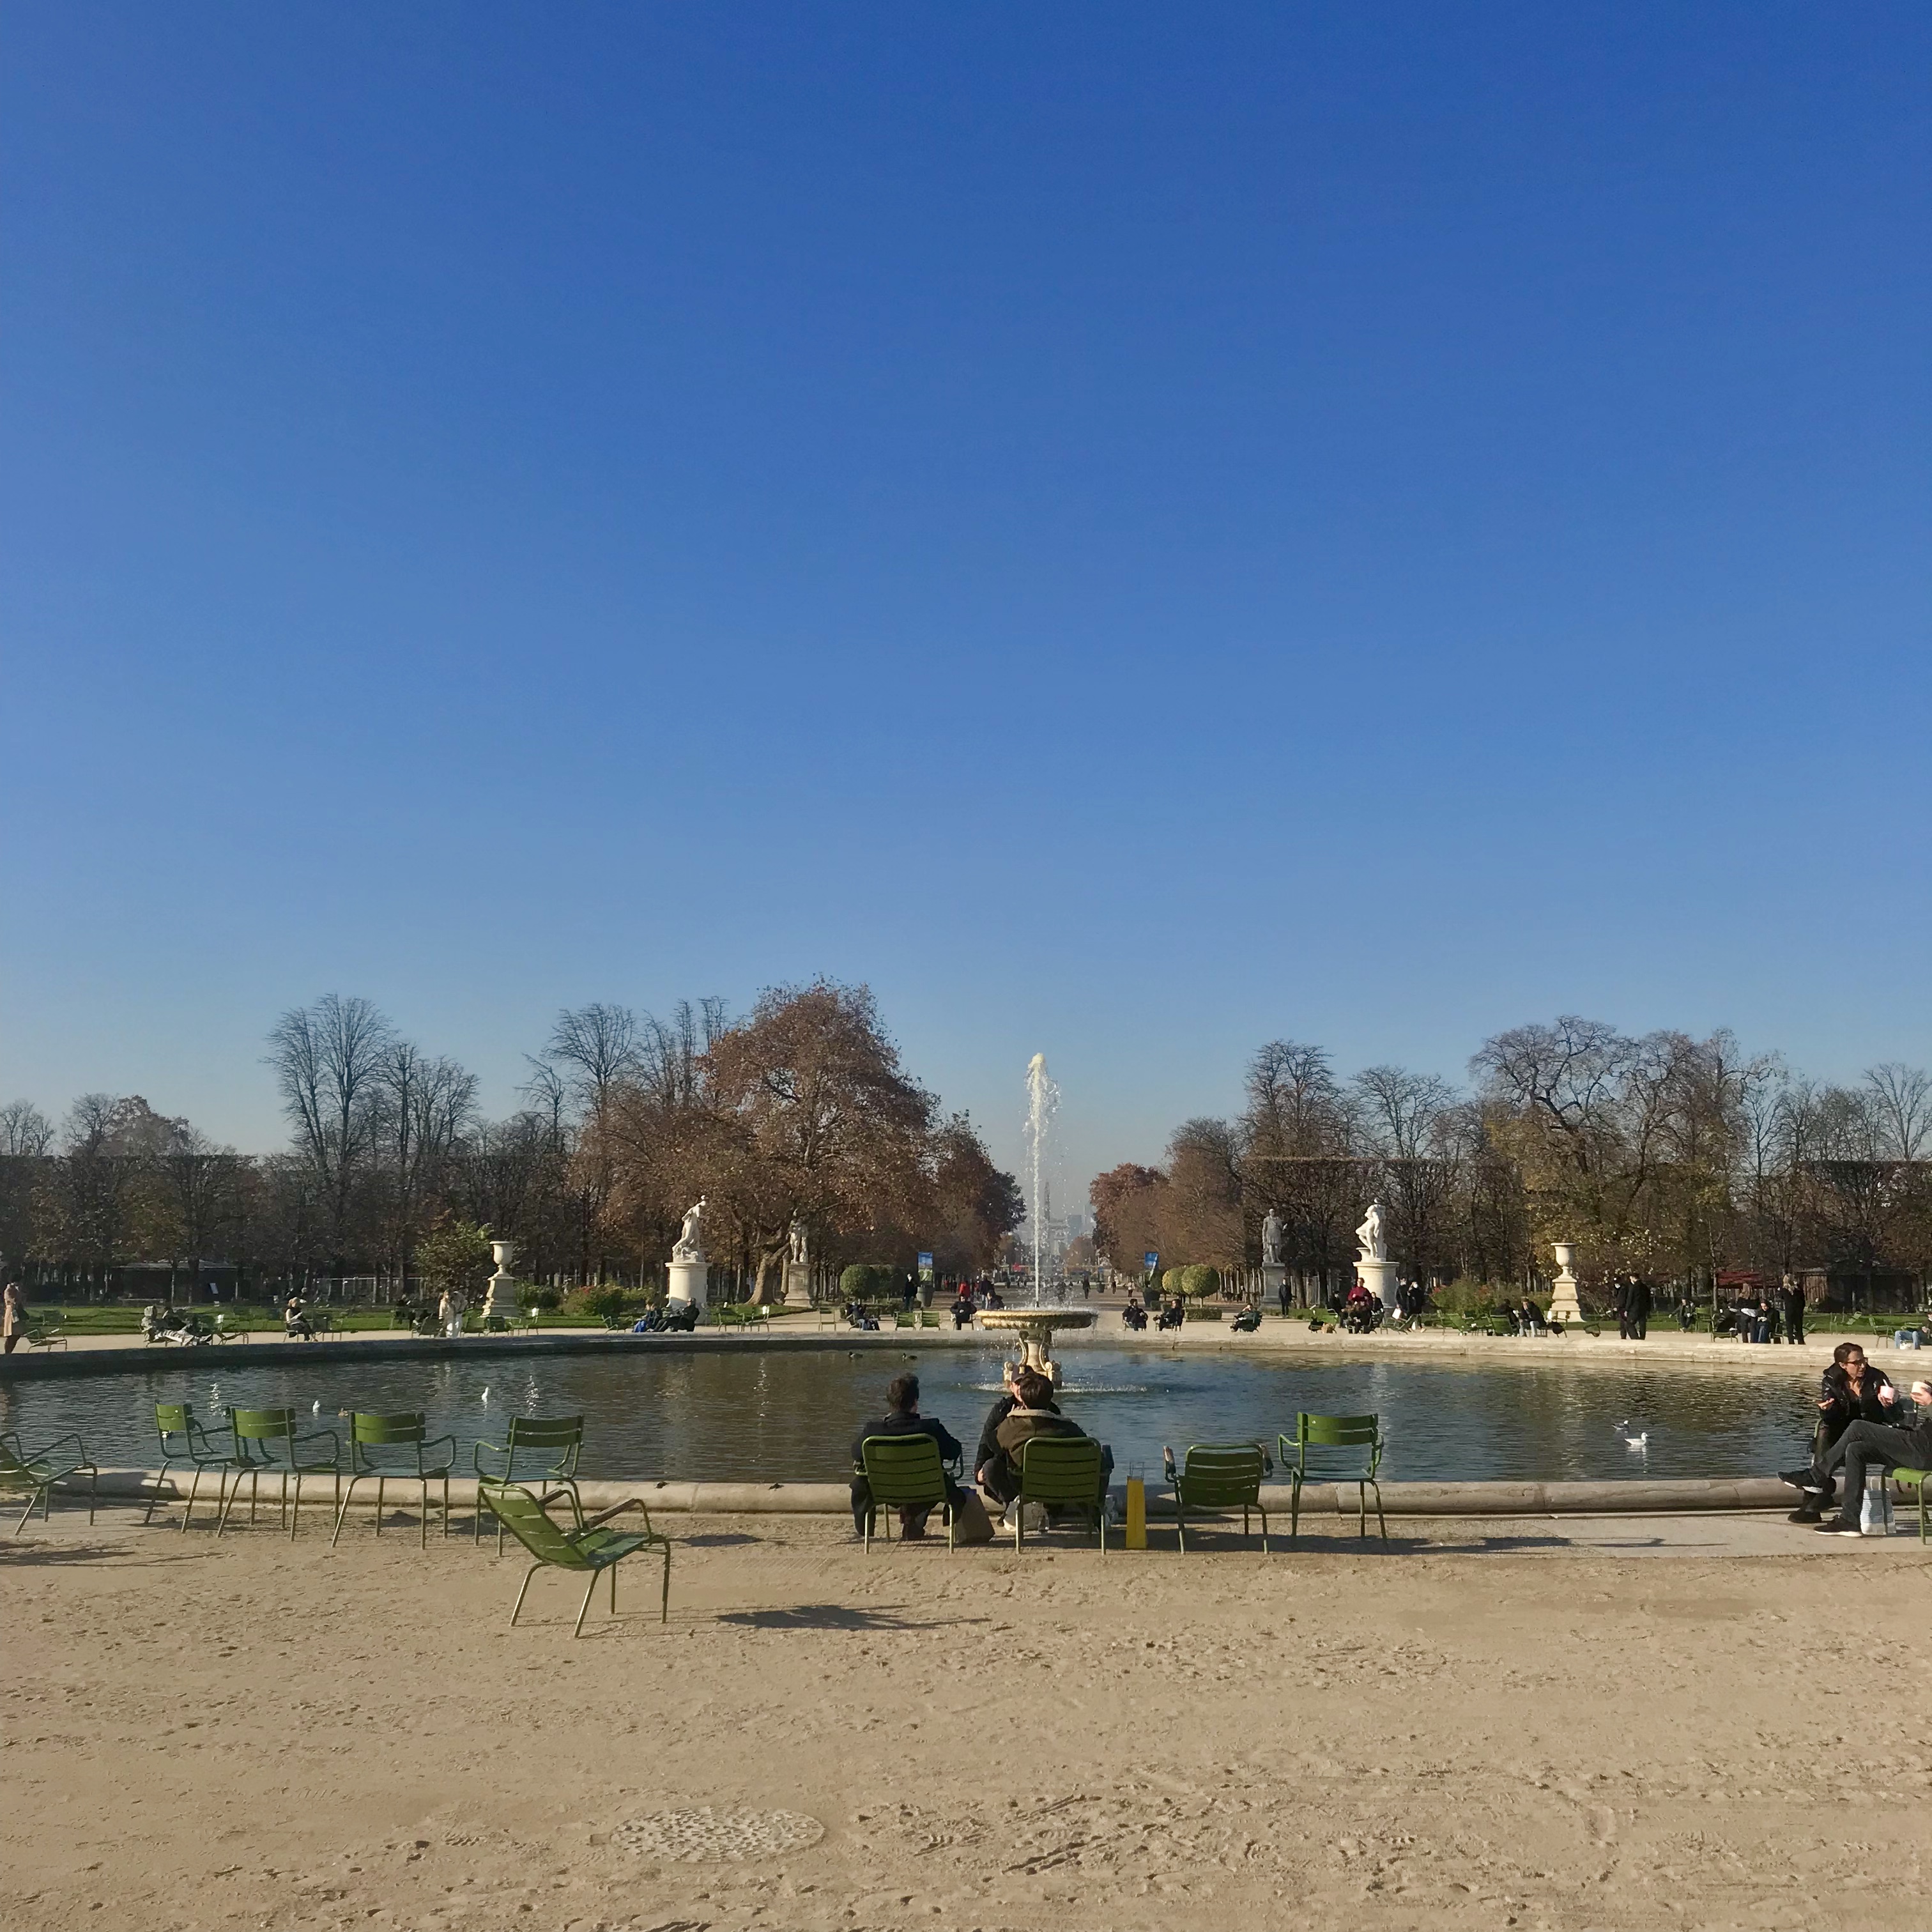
[216,1408,341,1540]
[477,1480,671,1635]
[1015,1436,1108,1552]
[1281,1413,1386,1544]
[1162,1442,1269,1552]
[856,1435,958,1551]
[472,1415,585,1551]
[332,1412,457,1548]
[1893,1467,1931,1544]
[0,1431,98,1535]
[25,1319,68,1351]
[146,1403,241,1531]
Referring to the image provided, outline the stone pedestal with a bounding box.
[1261,1262,1287,1308]
[781,1261,812,1308]
[1547,1243,1584,1329]
[666,1258,709,1309]
[482,1240,517,1322]
[1357,1257,1399,1315]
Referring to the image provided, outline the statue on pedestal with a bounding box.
[787,1216,809,1267]
[1261,1208,1285,1268]
[672,1197,707,1263]
[1354,1200,1387,1264]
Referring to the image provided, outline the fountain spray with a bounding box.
[1024,1053,1059,1307]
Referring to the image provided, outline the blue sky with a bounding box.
[4,3,1928,1193]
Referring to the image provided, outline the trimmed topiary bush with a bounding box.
[569,1284,631,1324]
[839,1264,897,1302]
[1180,1264,1222,1299]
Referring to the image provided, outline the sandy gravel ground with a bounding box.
[6,1497,1929,1932]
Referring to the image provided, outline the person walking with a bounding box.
[2,1280,26,1354]
[1779,1275,1806,1347]
[439,1287,466,1340]
[1618,1274,1652,1341]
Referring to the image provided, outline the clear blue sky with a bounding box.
[4,3,1928,1195]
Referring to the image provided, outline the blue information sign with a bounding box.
[917,1252,933,1269]
[1144,1252,1160,1268]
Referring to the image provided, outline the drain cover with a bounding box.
[611,1808,825,1862]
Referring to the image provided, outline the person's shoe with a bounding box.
[1780,1468,1828,1494]
[1813,1516,1862,1535]
[1787,1505,1823,1524]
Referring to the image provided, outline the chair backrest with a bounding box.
[1177,1443,1265,1506]
[155,1402,194,1440]
[859,1435,948,1508]
[228,1407,296,1453]
[0,1432,30,1475]
[1018,1435,1105,1505]
[350,1411,426,1447]
[477,1481,588,1566]
[1289,1413,1381,1475]
[504,1416,584,1473]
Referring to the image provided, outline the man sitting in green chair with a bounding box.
[976,1368,1112,1530]
[850,1374,968,1540]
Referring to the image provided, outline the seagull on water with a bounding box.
[1615,1419,1649,1450]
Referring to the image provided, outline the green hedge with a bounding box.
[839,1264,899,1301]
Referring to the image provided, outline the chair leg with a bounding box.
[660,1544,671,1623]
[179,1465,201,1533]
[145,1457,174,1527]
[330,1475,364,1547]
[13,1491,36,1536]
[1374,1482,1388,1542]
[289,1473,302,1541]
[1289,1480,1300,1547]
[374,1475,386,1537]
[610,1562,618,1613]
[574,1571,599,1638]
[1259,1506,1269,1556]
[510,1561,541,1627]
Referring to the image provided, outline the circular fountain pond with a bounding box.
[0,1340,1818,1483]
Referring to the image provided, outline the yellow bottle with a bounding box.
[1124,1475,1147,1550]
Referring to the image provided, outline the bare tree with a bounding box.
[266,995,394,1262]
[1865,1063,1932,1162]
[0,1100,53,1157]
[546,1004,641,1123]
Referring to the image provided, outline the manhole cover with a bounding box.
[611,1808,825,1862]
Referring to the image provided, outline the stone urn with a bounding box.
[1547,1242,1584,1329]
[482,1239,517,1321]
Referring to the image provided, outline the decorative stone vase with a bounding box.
[483,1239,517,1321]
[1547,1242,1584,1329]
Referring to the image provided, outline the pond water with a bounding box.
[0,1341,1819,1483]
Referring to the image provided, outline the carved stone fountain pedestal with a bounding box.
[976,1307,1096,1388]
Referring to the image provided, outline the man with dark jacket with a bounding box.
[850,1373,964,1538]
[1618,1275,1652,1341]
[1779,1276,1806,1347]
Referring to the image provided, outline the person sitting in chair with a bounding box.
[850,1373,967,1540]
[282,1294,314,1341]
[1121,1299,1148,1331]
[1782,1343,1910,1524]
[974,1369,1111,1524]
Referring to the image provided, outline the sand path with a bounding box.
[5,1500,1928,1931]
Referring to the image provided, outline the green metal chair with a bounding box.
[473,1415,585,1551]
[146,1403,240,1531]
[332,1412,457,1548]
[477,1480,672,1636]
[1015,1436,1107,1552]
[1162,1442,1269,1552]
[1281,1413,1386,1544]
[856,1435,957,1551]
[216,1408,341,1539]
[1893,1467,1931,1544]
[0,1431,98,1535]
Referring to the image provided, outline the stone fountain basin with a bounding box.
[976,1308,1098,1333]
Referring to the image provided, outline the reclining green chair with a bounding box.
[332,1411,457,1548]
[146,1402,241,1531]
[1162,1442,1269,1552]
[1015,1436,1108,1551]
[477,1480,672,1636]
[856,1434,958,1551]
[472,1414,585,1551]
[216,1407,341,1540]
[1280,1412,1386,1544]
[1892,1466,1931,1544]
[1,1431,98,1536]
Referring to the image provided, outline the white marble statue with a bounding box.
[786,1216,809,1267]
[1261,1208,1285,1268]
[673,1196,708,1262]
[1355,1200,1388,1263]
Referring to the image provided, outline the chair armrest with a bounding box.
[1162,1446,1177,1482]
[424,1434,458,1466]
[580,1497,659,1533]
[473,1440,509,1475]
[293,1428,340,1460]
[36,1432,89,1465]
